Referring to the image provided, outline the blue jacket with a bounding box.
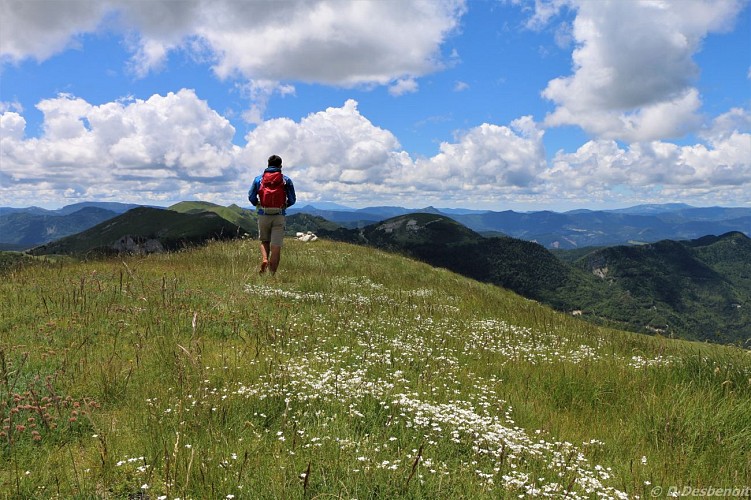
[248,167,296,215]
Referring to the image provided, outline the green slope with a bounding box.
[168,201,342,237]
[24,206,750,345]
[576,232,751,344]
[0,251,35,273]
[1,239,748,497]
[360,212,483,248]
[285,212,342,234]
[28,202,342,258]
[321,213,596,312]
[687,231,751,290]
[169,201,258,234]
[29,206,246,255]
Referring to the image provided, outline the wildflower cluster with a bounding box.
[0,377,100,446]
[628,355,676,369]
[466,319,677,369]
[130,276,716,497]
[222,350,628,497]
[244,282,459,314]
[224,280,638,496]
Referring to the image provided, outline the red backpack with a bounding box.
[258,171,286,212]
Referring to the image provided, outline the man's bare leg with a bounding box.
[259,241,270,273]
[269,244,282,274]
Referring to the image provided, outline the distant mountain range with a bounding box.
[0,201,145,217]
[3,201,749,251]
[0,202,143,250]
[289,203,751,248]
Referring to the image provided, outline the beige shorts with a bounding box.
[258,214,285,246]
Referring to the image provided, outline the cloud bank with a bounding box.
[2,95,749,208]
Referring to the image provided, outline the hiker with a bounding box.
[248,154,297,274]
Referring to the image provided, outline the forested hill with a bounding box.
[574,231,751,345]
[28,207,246,255]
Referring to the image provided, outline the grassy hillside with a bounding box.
[0,251,36,272]
[169,201,341,237]
[1,239,748,498]
[169,201,258,235]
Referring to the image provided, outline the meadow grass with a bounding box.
[0,239,748,498]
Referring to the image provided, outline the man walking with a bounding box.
[248,155,297,274]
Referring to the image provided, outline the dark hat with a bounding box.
[268,155,282,167]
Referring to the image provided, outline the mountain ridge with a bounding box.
[4,201,749,250]
[289,203,751,248]
[28,206,246,256]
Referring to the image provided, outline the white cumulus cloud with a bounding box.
[1,89,240,205]
[1,0,466,122]
[543,107,751,205]
[407,117,546,196]
[0,0,465,96]
[389,78,419,97]
[538,0,745,141]
[239,101,547,206]
[239,99,404,198]
[0,0,110,62]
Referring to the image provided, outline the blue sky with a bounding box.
[1,0,749,211]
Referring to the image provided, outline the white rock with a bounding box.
[296,232,319,242]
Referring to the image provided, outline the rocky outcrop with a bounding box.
[112,235,165,254]
[296,231,318,242]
